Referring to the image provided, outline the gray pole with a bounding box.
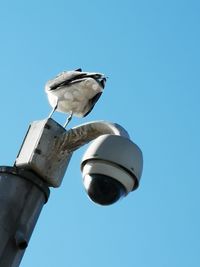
[0,167,49,267]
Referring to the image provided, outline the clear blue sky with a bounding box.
[0,0,200,266]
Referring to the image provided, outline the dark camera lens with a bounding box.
[83,174,126,205]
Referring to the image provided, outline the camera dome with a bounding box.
[81,134,143,206]
[83,174,126,205]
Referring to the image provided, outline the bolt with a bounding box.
[34,149,41,155]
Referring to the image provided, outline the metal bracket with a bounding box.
[15,119,72,187]
[15,118,131,188]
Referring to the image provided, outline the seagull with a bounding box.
[45,68,106,127]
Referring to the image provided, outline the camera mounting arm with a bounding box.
[56,120,130,152]
[15,118,134,188]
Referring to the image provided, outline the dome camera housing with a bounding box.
[81,134,143,205]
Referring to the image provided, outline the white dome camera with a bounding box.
[81,134,143,205]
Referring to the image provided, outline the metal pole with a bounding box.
[0,167,49,267]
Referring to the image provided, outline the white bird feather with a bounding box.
[45,69,106,125]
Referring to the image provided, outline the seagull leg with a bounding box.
[48,101,58,119]
[63,111,73,128]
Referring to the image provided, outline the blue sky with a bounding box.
[0,0,200,266]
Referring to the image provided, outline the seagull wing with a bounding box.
[46,70,106,91]
[83,92,103,117]
[47,72,88,91]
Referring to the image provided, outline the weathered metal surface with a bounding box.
[57,121,130,152]
[15,119,72,187]
[0,167,49,267]
[15,119,130,188]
